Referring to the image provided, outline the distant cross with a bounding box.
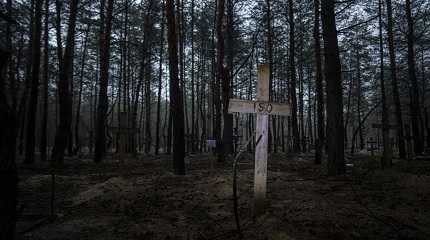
[228,64,291,216]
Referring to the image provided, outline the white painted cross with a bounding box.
[228,64,291,216]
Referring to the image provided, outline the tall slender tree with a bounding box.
[144,1,155,154]
[215,0,225,161]
[17,0,35,156]
[267,0,276,153]
[190,0,196,153]
[355,48,364,150]
[40,0,50,162]
[24,0,43,164]
[379,0,392,167]
[94,0,115,162]
[74,26,89,155]
[155,0,165,155]
[386,0,406,158]
[222,0,234,155]
[314,0,324,164]
[0,41,18,240]
[51,0,79,164]
[405,0,424,155]
[166,0,185,174]
[288,0,300,153]
[321,0,345,175]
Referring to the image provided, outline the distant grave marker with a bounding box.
[228,64,291,216]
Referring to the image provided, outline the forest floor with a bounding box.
[16,151,430,240]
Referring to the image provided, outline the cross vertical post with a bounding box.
[254,65,270,216]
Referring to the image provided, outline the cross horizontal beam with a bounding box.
[228,99,291,116]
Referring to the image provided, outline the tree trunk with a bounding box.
[74,26,89,155]
[166,0,185,174]
[386,0,406,158]
[6,0,15,108]
[18,0,35,156]
[40,0,49,162]
[222,0,234,156]
[176,0,188,154]
[405,0,424,155]
[288,0,300,153]
[144,63,152,154]
[379,0,392,168]
[355,50,364,150]
[190,0,196,153]
[51,0,78,164]
[24,0,43,164]
[321,0,345,175]
[0,44,18,240]
[215,0,225,161]
[94,0,114,162]
[314,0,324,164]
[421,51,430,149]
[155,1,165,155]
[222,66,233,156]
[267,0,276,153]
[345,69,353,149]
[307,67,314,151]
[299,30,305,152]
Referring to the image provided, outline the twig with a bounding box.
[232,133,262,238]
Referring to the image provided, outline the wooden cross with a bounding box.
[228,64,291,216]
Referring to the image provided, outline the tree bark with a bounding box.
[74,26,89,155]
[144,62,152,154]
[355,49,364,150]
[175,0,188,154]
[298,26,305,152]
[267,0,276,153]
[321,0,345,175]
[51,0,79,164]
[288,0,300,153]
[166,0,185,174]
[222,0,234,156]
[40,0,49,162]
[94,0,114,162]
[155,1,165,155]
[314,0,324,164]
[215,0,225,161]
[18,0,35,156]
[386,0,406,158]
[405,0,424,155]
[24,0,43,164]
[0,43,18,240]
[379,0,392,168]
[190,0,196,153]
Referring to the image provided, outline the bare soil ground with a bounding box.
[16,152,430,240]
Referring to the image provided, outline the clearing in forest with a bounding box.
[17,154,430,240]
